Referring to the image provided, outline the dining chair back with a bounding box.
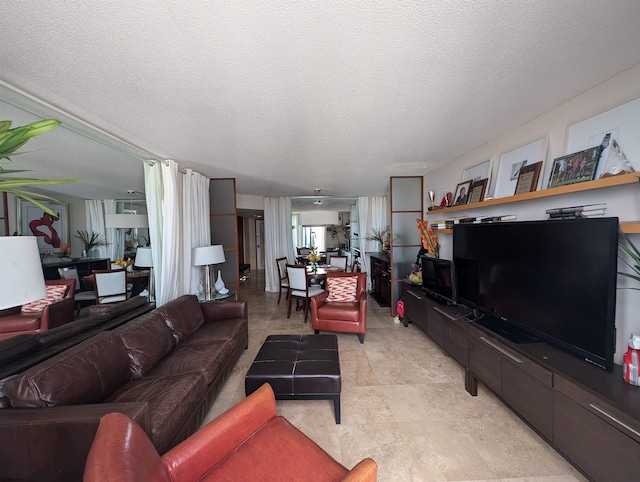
[93,270,128,304]
[276,257,289,305]
[58,266,97,316]
[286,264,324,323]
[328,255,348,271]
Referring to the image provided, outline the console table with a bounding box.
[368,252,390,307]
[402,281,640,481]
[41,258,110,280]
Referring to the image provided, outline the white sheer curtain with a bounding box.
[145,160,210,306]
[85,200,109,259]
[103,199,121,261]
[358,195,388,290]
[182,169,210,295]
[264,197,296,292]
[144,161,164,304]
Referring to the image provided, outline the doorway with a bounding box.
[256,219,265,269]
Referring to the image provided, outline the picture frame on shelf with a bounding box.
[468,178,488,204]
[462,159,493,185]
[17,199,70,253]
[514,161,543,195]
[494,138,548,198]
[566,96,640,178]
[547,146,602,189]
[453,180,472,205]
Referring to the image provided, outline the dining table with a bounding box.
[306,265,343,284]
[82,269,150,297]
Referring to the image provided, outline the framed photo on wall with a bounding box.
[514,161,543,195]
[566,96,640,178]
[494,138,548,198]
[547,146,602,189]
[453,180,472,205]
[18,200,69,253]
[468,179,488,204]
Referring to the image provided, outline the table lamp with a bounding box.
[0,237,46,310]
[192,245,226,301]
[134,247,155,303]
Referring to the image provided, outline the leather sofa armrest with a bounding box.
[163,383,276,480]
[42,297,75,330]
[341,458,378,481]
[0,402,149,482]
[200,300,247,323]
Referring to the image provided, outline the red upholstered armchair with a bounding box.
[0,279,76,341]
[311,271,367,343]
[84,383,377,481]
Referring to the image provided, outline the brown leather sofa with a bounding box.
[311,271,368,343]
[0,294,248,482]
[84,383,378,481]
[0,279,76,341]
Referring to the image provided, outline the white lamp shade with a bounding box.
[298,210,339,226]
[104,213,149,228]
[134,247,153,267]
[0,237,46,310]
[192,245,226,266]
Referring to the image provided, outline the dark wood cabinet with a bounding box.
[403,284,428,333]
[468,325,503,396]
[368,253,390,307]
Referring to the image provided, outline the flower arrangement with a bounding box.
[307,246,322,272]
[114,257,133,269]
[75,230,108,253]
[366,226,390,251]
[416,218,440,258]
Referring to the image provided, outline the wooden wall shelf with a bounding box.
[427,173,640,215]
[427,173,640,234]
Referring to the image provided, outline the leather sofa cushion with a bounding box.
[155,295,204,344]
[147,341,230,384]
[317,302,361,322]
[115,312,176,378]
[105,372,207,452]
[3,332,130,408]
[181,318,246,347]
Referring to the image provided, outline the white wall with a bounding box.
[424,63,640,365]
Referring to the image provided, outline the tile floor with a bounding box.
[202,270,587,482]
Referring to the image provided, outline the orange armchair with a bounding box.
[84,383,377,481]
[311,271,367,343]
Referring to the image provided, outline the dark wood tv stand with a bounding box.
[402,281,640,481]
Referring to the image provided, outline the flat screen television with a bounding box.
[420,256,456,304]
[453,217,618,371]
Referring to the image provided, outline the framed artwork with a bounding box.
[566,96,640,178]
[18,200,69,253]
[468,179,488,204]
[547,146,602,189]
[514,161,543,195]
[494,138,548,198]
[462,159,493,185]
[453,180,472,205]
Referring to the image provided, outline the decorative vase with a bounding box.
[82,249,87,258]
[311,262,318,273]
[127,265,133,272]
[215,270,229,295]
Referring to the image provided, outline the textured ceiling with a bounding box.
[2,0,640,208]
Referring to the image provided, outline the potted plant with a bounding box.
[1,119,77,214]
[619,230,640,288]
[366,226,390,252]
[75,230,108,257]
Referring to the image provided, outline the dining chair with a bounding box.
[58,266,97,317]
[276,257,289,305]
[111,263,134,294]
[286,264,324,323]
[328,255,348,271]
[93,270,128,304]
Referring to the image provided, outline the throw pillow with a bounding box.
[21,285,67,314]
[326,276,358,302]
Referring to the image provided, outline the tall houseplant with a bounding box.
[0,119,77,214]
[619,230,640,289]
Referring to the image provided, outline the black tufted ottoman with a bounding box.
[245,334,342,423]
